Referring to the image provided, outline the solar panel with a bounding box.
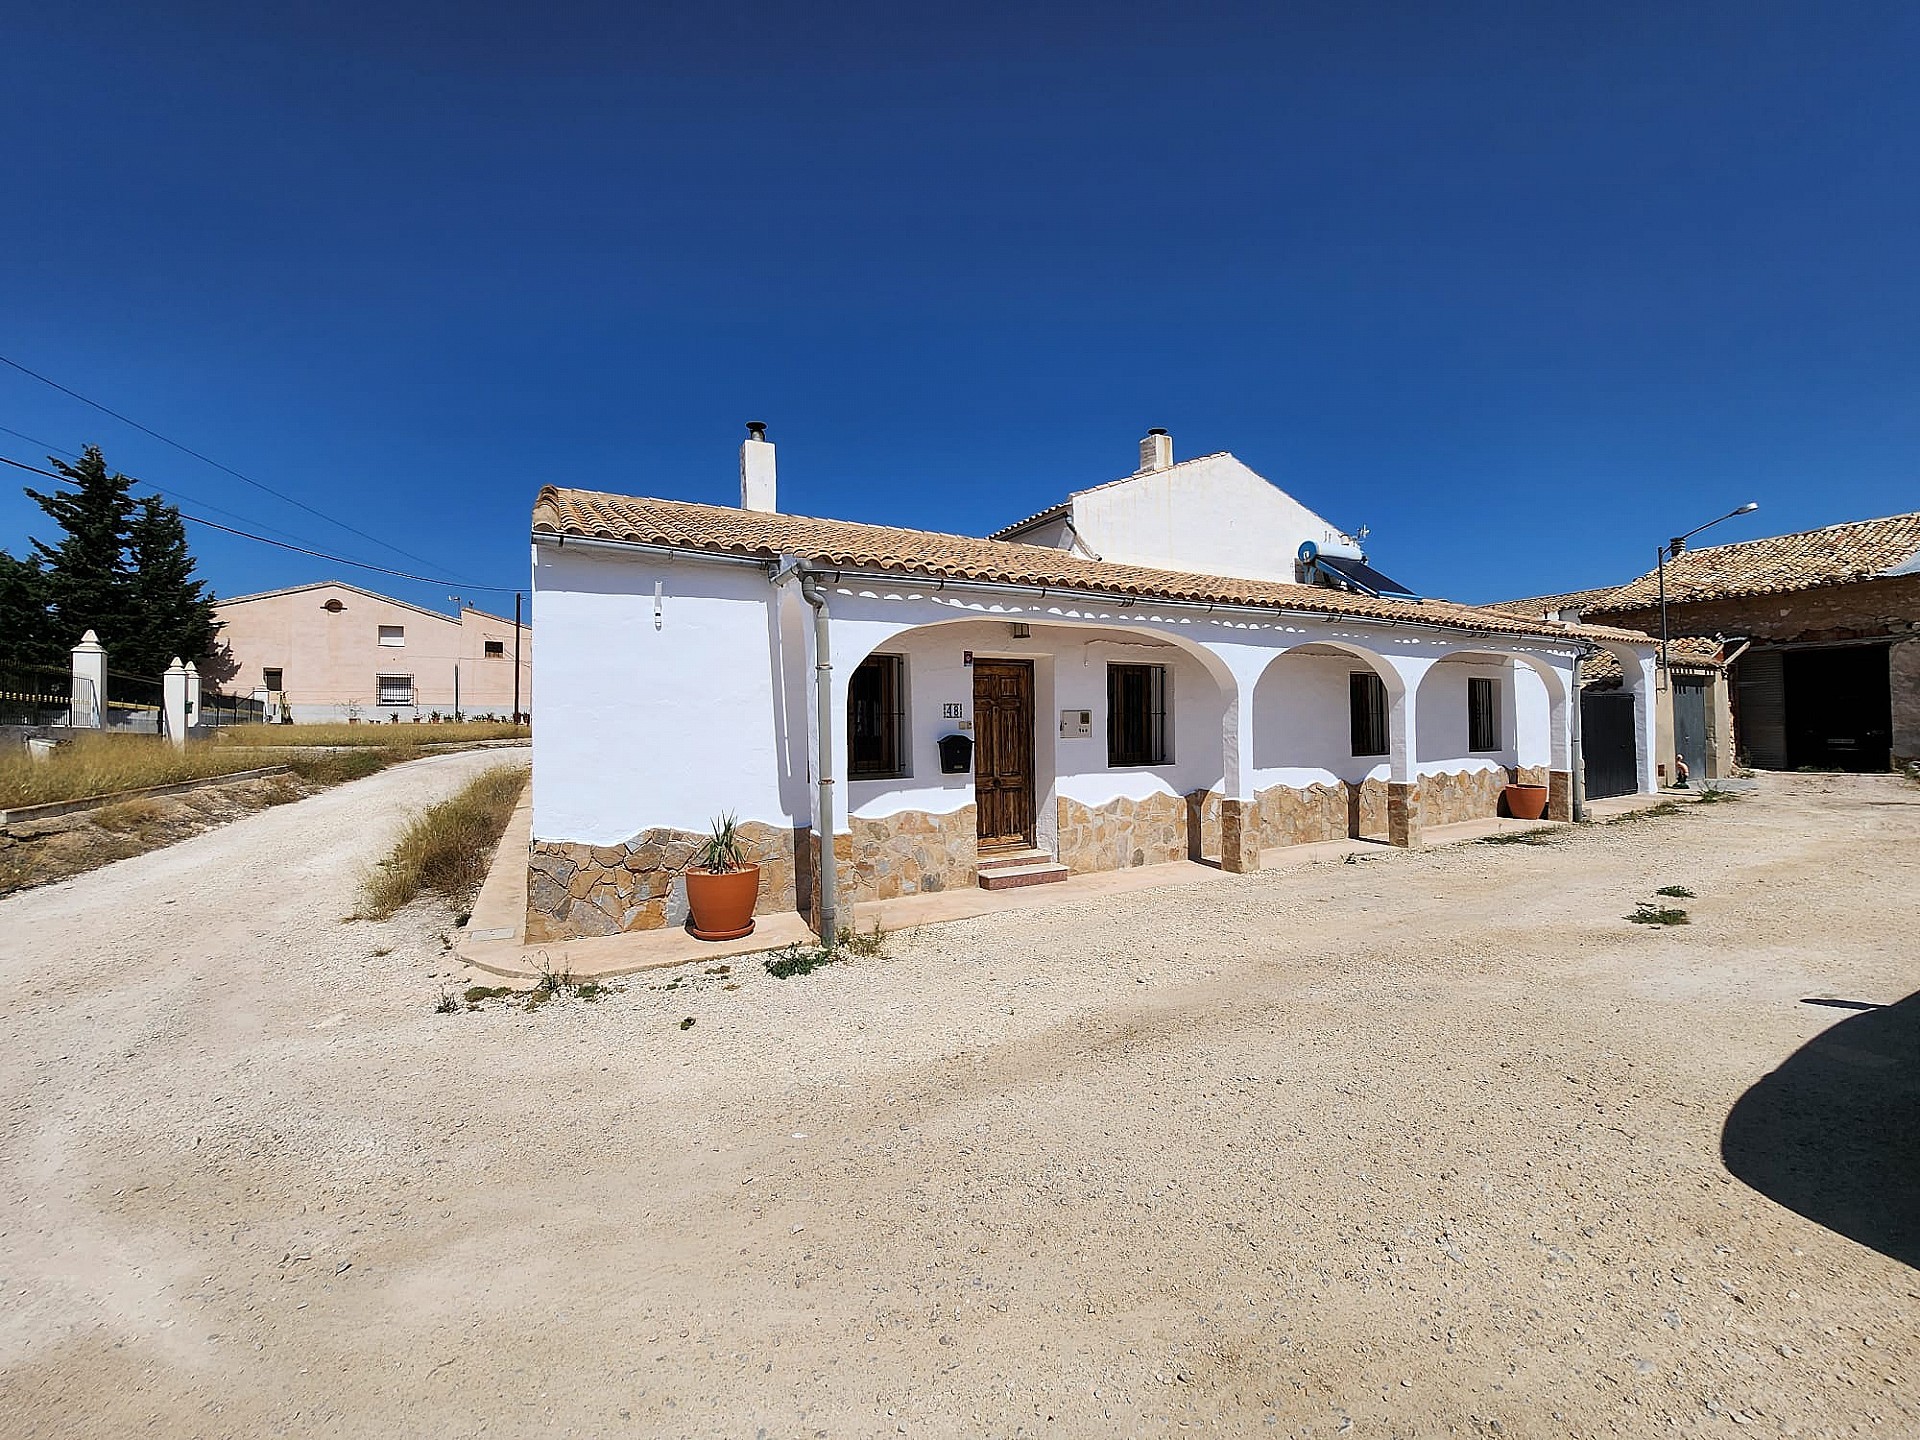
[1313,555,1420,600]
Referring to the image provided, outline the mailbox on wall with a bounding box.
[937,732,973,775]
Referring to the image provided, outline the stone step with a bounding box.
[975,847,1053,872]
[977,860,1071,890]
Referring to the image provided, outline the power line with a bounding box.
[0,453,521,593]
[0,352,489,586]
[2,421,344,551]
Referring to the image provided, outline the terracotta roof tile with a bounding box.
[1581,635,1721,685]
[533,488,1651,645]
[1590,512,1920,611]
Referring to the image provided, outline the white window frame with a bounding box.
[378,625,405,648]
[376,674,414,706]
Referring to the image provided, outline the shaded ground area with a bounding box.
[0,771,1914,1438]
[1724,990,1920,1268]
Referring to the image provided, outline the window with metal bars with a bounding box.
[377,674,414,706]
[849,654,908,779]
[1108,663,1170,766]
[1468,675,1500,752]
[1350,671,1389,757]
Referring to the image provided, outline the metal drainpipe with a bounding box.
[797,565,837,945]
[1570,643,1591,823]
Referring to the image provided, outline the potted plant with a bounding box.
[1502,781,1550,820]
[685,812,760,940]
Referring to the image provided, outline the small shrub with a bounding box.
[577,980,604,1002]
[1629,902,1690,926]
[534,957,574,998]
[464,984,514,1004]
[1655,885,1695,898]
[434,987,462,1014]
[1694,785,1739,804]
[358,765,527,919]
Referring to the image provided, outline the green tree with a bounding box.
[123,495,220,676]
[16,445,222,677]
[0,549,52,671]
[25,445,137,653]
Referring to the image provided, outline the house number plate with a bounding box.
[942,703,963,718]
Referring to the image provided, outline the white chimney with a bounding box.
[1139,428,1172,473]
[740,421,776,512]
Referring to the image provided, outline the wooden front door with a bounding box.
[973,660,1034,850]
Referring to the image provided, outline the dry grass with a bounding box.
[0,736,285,810]
[217,721,528,747]
[358,766,527,920]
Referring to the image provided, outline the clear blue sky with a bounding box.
[3,1,1916,614]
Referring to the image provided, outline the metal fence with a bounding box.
[1,662,77,726]
[198,692,267,728]
[104,669,163,733]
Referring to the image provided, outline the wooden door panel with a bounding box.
[973,661,1034,848]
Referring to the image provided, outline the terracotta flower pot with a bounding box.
[1503,783,1550,821]
[685,863,760,940]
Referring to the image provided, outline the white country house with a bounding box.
[527,428,1657,941]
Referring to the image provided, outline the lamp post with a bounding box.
[1657,502,1759,690]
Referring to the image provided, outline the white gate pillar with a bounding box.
[185,661,201,731]
[163,657,190,748]
[70,630,106,729]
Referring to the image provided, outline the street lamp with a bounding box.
[1657,502,1759,689]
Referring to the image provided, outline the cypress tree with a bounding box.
[0,549,52,672]
[124,495,221,676]
[25,445,138,656]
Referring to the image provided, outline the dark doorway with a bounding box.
[972,660,1035,850]
[1581,689,1638,800]
[1673,676,1709,784]
[1785,645,1892,771]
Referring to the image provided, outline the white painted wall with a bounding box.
[1411,657,1522,777]
[1049,454,1363,583]
[531,545,803,844]
[1251,650,1388,790]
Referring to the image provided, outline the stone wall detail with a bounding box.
[1057,791,1190,873]
[1418,768,1508,828]
[526,821,799,944]
[1547,769,1574,820]
[847,806,977,901]
[1255,781,1350,848]
[1218,798,1259,873]
[1387,781,1422,848]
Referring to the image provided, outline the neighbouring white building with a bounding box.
[527,427,1656,941]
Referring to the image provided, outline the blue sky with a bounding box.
[3,1,1916,613]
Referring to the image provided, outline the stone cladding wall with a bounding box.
[1255,782,1349,848]
[847,807,977,901]
[1057,791,1192,873]
[526,820,800,943]
[1418,768,1509,828]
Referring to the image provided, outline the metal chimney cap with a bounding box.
[1146,427,1169,437]
[746,421,768,442]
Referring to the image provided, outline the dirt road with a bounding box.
[2,769,1914,1438]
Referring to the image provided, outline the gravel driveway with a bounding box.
[1,767,1914,1438]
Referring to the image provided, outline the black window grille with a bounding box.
[849,655,907,779]
[1468,676,1500,752]
[1108,664,1170,766]
[377,674,414,706]
[1350,671,1389,757]
[484,640,505,657]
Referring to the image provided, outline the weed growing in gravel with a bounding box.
[577,980,605,1002]
[464,984,515,1005]
[1477,828,1560,846]
[836,921,890,958]
[1655,885,1696,898]
[1694,785,1740,804]
[435,987,462,1014]
[680,1016,696,1030]
[1629,901,1690,926]
[1607,802,1683,824]
[764,942,839,979]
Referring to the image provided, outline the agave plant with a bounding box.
[695,812,750,873]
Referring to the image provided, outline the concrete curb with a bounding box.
[0,765,295,827]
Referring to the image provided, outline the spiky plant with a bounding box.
[696,812,750,873]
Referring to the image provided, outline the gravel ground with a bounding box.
[1,766,1914,1439]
